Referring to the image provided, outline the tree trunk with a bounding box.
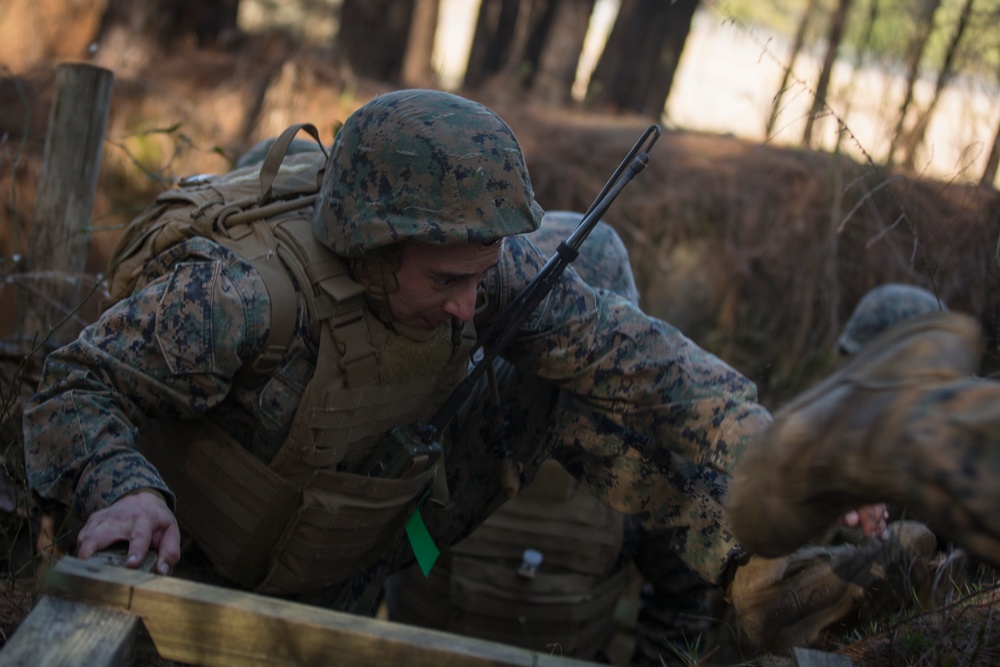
[638,0,697,118]
[854,0,881,64]
[884,0,942,164]
[401,0,441,88]
[585,0,696,117]
[172,0,239,45]
[899,0,972,171]
[464,0,521,88]
[766,0,820,138]
[802,0,852,147]
[831,0,879,155]
[981,117,1000,188]
[93,0,239,75]
[982,75,1000,188]
[497,0,549,87]
[464,0,558,94]
[99,0,239,50]
[339,0,415,82]
[529,0,595,105]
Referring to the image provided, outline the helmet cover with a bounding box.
[314,89,544,257]
[839,283,948,354]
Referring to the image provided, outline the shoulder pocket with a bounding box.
[155,261,221,374]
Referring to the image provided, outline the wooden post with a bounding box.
[20,62,113,348]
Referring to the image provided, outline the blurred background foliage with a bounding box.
[1,0,999,401]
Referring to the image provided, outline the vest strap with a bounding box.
[216,220,298,376]
[272,217,379,388]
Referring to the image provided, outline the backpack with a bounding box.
[103,123,336,373]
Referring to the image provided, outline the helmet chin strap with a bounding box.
[350,245,402,326]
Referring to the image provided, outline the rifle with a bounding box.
[360,124,662,479]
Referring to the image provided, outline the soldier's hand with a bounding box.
[839,503,890,541]
[76,490,181,576]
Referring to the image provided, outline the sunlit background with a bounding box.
[236,0,1000,185]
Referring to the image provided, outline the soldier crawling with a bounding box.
[23,89,931,655]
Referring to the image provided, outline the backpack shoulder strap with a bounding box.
[257,123,327,206]
[215,220,299,376]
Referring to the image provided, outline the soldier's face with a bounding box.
[389,241,502,329]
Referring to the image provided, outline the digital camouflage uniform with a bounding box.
[530,214,727,665]
[24,91,768,618]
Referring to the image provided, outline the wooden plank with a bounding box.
[0,596,138,667]
[41,557,601,667]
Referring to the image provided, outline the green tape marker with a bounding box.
[405,508,440,576]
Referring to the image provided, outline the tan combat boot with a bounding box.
[728,520,937,653]
[728,311,1000,568]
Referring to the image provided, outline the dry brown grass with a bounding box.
[838,584,1000,667]
[509,105,1000,407]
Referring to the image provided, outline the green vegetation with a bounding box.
[708,0,1000,78]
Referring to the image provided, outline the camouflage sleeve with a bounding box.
[22,238,270,519]
[482,235,772,582]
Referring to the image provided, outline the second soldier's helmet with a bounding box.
[313,89,544,257]
[838,283,948,355]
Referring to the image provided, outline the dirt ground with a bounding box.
[2,33,1000,666]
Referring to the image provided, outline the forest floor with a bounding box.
[2,32,1000,666]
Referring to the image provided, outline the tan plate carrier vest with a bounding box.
[107,126,476,595]
[390,459,628,659]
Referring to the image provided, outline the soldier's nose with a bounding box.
[444,286,478,322]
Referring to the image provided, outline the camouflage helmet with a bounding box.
[838,283,948,355]
[313,89,544,257]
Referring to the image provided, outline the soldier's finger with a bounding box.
[76,535,99,560]
[152,522,182,575]
[77,521,125,560]
[126,524,153,568]
[840,510,860,527]
[858,504,890,540]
